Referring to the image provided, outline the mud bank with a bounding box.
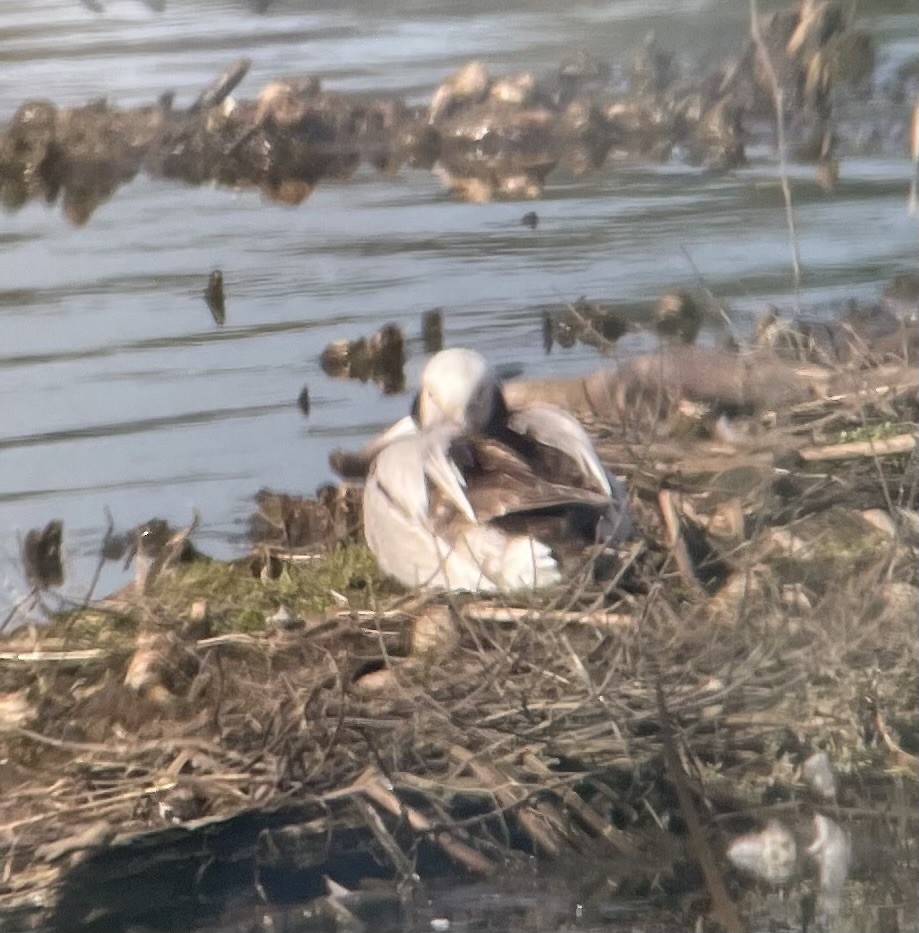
[2,291,916,931]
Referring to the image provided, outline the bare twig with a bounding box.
[658,490,704,594]
[0,587,38,636]
[873,697,919,772]
[140,510,200,593]
[351,796,417,883]
[462,603,633,629]
[656,683,745,933]
[80,508,116,610]
[0,648,110,665]
[679,245,739,341]
[355,769,495,875]
[749,0,802,311]
[909,98,918,214]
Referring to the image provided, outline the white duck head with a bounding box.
[414,348,503,432]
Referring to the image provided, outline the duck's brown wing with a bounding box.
[447,436,611,524]
[505,403,612,495]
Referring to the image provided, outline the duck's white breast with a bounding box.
[363,431,560,593]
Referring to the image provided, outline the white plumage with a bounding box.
[356,348,631,593]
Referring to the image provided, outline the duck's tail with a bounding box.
[457,526,560,591]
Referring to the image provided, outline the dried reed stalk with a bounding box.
[749,0,802,311]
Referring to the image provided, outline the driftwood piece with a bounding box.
[35,822,115,865]
[0,690,36,731]
[350,796,417,883]
[255,815,369,876]
[504,347,826,423]
[799,433,916,462]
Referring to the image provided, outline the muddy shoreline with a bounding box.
[1,284,916,930]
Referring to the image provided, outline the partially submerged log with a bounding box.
[504,346,841,424]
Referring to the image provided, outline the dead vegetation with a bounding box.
[0,0,888,222]
[1,332,916,931]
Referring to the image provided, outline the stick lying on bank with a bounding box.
[799,433,916,462]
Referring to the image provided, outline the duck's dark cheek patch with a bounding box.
[486,387,511,435]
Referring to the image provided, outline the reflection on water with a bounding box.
[0,0,915,607]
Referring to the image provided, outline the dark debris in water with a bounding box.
[0,0,890,222]
[520,209,539,229]
[297,385,310,417]
[755,292,919,366]
[421,308,443,354]
[543,295,629,355]
[21,520,64,590]
[320,323,406,394]
[205,269,226,326]
[654,289,702,345]
[249,485,362,553]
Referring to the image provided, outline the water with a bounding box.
[0,0,916,607]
